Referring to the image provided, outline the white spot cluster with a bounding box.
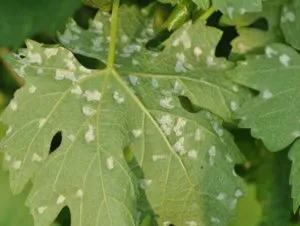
[217,193,226,200]
[281,7,296,22]
[132,129,142,138]
[173,117,187,136]
[12,160,22,170]
[211,121,224,136]
[82,106,97,117]
[173,81,181,93]
[121,44,141,57]
[226,154,233,163]
[113,91,125,104]
[208,146,216,166]
[174,52,193,72]
[37,206,47,214]
[230,101,238,112]
[28,51,42,64]
[10,100,18,111]
[64,59,76,70]
[84,90,102,102]
[188,149,198,159]
[234,188,243,198]
[85,125,95,143]
[265,46,278,58]
[4,154,11,162]
[185,221,198,226]
[106,156,114,170]
[71,85,83,96]
[152,154,166,162]
[92,37,104,51]
[37,68,43,75]
[56,195,66,205]
[194,129,202,141]
[237,42,249,54]
[160,97,174,109]
[262,89,273,100]
[157,115,173,135]
[206,55,216,67]
[193,46,202,58]
[91,21,104,34]
[76,189,83,198]
[29,85,37,94]
[175,52,186,73]
[32,153,42,162]
[55,69,77,82]
[139,179,152,189]
[279,54,290,67]
[152,79,159,89]
[129,75,139,86]
[227,6,234,19]
[210,217,220,224]
[59,29,79,44]
[173,137,185,155]
[44,48,59,58]
[6,126,12,136]
[172,30,191,49]
[68,134,76,142]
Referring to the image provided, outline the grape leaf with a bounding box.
[0,0,81,48]
[227,0,284,56]
[230,43,300,213]
[256,147,292,226]
[158,0,263,17]
[212,0,263,19]
[59,6,249,121]
[280,0,300,51]
[230,43,300,151]
[1,5,246,226]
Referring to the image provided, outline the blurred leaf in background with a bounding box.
[0,0,81,48]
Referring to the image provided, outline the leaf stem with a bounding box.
[199,6,215,21]
[107,0,120,70]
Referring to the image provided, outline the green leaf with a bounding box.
[230,43,300,151]
[0,0,81,48]
[59,6,248,121]
[288,140,300,212]
[227,0,284,56]
[158,0,263,16]
[213,0,263,19]
[1,5,246,226]
[280,0,300,51]
[229,184,262,226]
[0,122,33,226]
[256,147,292,226]
[0,154,34,226]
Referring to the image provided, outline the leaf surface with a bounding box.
[280,0,300,51]
[0,0,81,48]
[1,5,245,226]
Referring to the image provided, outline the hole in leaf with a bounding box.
[74,54,105,69]
[215,26,238,58]
[73,4,97,29]
[178,96,198,113]
[54,206,71,226]
[49,131,62,154]
[234,164,247,177]
[248,17,268,31]
[146,30,171,52]
[206,11,238,58]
